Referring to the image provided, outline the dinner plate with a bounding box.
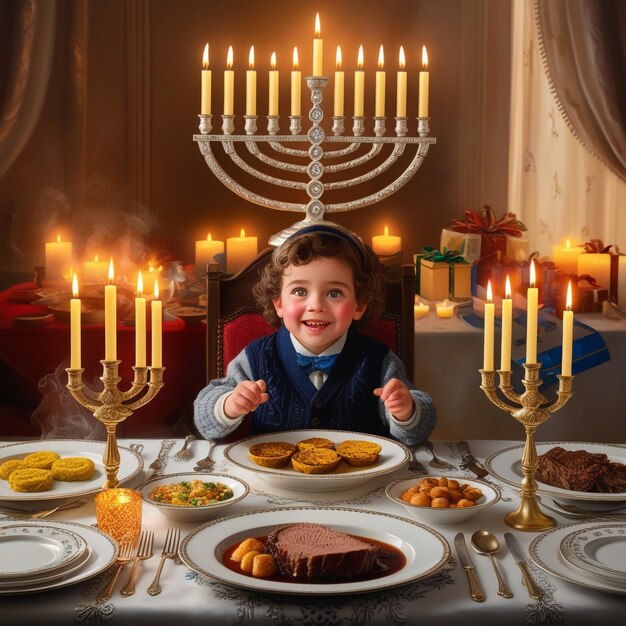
[223,429,410,492]
[0,524,87,580]
[0,440,143,502]
[179,506,450,595]
[529,520,626,595]
[0,519,117,595]
[13,313,54,327]
[485,442,626,502]
[559,523,626,583]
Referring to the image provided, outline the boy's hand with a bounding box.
[224,380,268,418]
[373,378,414,421]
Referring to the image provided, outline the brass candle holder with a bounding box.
[480,364,573,531]
[66,360,164,488]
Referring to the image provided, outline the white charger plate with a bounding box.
[485,442,626,502]
[0,519,117,595]
[0,439,143,502]
[223,429,410,492]
[179,506,450,595]
[0,523,87,580]
[529,520,626,595]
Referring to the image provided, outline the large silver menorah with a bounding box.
[194,77,436,245]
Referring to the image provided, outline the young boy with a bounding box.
[194,224,436,445]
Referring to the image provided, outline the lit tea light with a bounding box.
[436,298,455,319]
[94,488,142,543]
[372,225,401,256]
[414,299,429,318]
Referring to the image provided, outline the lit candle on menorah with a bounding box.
[66,261,165,489]
[195,13,436,246]
[480,262,574,531]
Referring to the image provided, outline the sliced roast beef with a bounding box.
[265,522,380,580]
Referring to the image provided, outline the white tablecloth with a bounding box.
[1,438,624,624]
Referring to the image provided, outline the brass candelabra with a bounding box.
[480,364,573,531]
[66,361,164,488]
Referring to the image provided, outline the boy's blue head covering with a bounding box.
[281,222,366,260]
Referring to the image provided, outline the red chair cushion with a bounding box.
[359,314,401,358]
[220,311,274,376]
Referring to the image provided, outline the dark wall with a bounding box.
[0,0,511,279]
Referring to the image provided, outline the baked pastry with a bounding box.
[8,468,54,492]
[0,459,26,480]
[22,451,61,470]
[51,457,95,482]
[296,437,335,452]
[291,448,341,474]
[335,440,381,467]
[248,442,296,468]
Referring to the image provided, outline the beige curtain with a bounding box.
[508,0,626,256]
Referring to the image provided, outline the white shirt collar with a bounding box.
[290,332,348,357]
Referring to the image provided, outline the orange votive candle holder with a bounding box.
[94,488,142,543]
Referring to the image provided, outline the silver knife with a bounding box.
[454,532,486,602]
[504,532,544,600]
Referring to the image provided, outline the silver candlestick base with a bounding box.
[352,116,365,137]
[332,116,345,136]
[244,115,258,135]
[417,117,430,137]
[198,114,212,135]
[394,117,408,137]
[289,116,302,135]
[221,115,235,135]
[373,117,386,137]
[267,115,280,135]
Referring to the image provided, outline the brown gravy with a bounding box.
[223,534,406,584]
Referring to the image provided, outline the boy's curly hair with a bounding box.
[253,228,386,327]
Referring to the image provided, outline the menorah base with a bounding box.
[505,497,556,532]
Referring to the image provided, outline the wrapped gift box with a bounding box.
[416,253,472,301]
[441,228,529,263]
[554,276,608,316]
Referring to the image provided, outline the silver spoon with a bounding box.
[423,440,455,470]
[194,440,217,470]
[471,530,514,598]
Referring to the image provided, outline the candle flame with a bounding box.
[384,225,389,236]
[207,232,212,241]
[94,254,99,262]
[357,45,364,68]
[530,259,536,286]
[270,51,277,70]
[137,271,143,296]
[202,43,209,69]
[566,280,573,310]
[566,238,571,249]
[154,280,159,300]
[57,234,61,243]
[72,273,79,298]
[487,280,493,302]
[315,12,321,38]
[336,45,342,69]
[240,228,246,238]
[399,46,406,69]
[378,45,384,69]
[226,45,233,69]
[505,275,512,298]
[422,45,428,69]
[248,45,254,69]
[293,46,299,69]
[108,258,114,283]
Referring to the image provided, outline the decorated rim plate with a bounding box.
[0,440,143,502]
[0,524,88,580]
[485,442,626,502]
[223,429,410,492]
[179,506,450,596]
[168,306,206,322]
[559,523,626,583]
[530,520,626,595]
[0,519,117,595]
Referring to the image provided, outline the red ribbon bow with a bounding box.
[449,205,527,238]
[582,239,614,254]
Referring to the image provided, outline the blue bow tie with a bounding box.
[296,353,339,375]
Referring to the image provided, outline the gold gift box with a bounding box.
[417,257,472,301]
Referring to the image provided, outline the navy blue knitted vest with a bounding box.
[245,325,390,436]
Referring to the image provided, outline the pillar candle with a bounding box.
[526,259,538,364]
[500,275,512,371]
[396,46,407,117]
[70,273,81,369]
[371,225,401,255]
[142,263,162,295]
[334,46,344,117]
[196,232,224,270]
[135,272,146,368]
[269,52,279,116]
[354,45,365,117]
[151,282,162,368]
[375,45,385,117]
[201,43,211,114]
[484,281,495,370]
[224,46,234,115]
[291,47,301,116]
[82,254,109,283]
[577,252,612,288]
[45,234,73,281]
[226,228,258,274]
[245,46,256,116]
[418,45,429,118]
[562,281,574,376]
[105,258,116,361]
[312,13,323,76]
[552,239,582,276]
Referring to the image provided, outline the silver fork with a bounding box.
[193,440,216,470]
[147,528,181,596]
[96,539,135,602]
[423,440,456,470]
[120,530,154,597]
[173,435,196,461]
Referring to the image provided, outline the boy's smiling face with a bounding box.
[272,256,367,354]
